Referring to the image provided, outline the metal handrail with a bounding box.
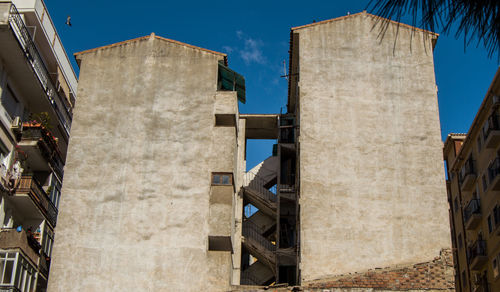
[21,124,64,177]
[464,199,481,223]
[459,157,475,185]
[18,176,58,226]
[468,240,486,263]
[488,157,500,184]
[484,114,500,140]
[243,171,277,203]
[7,4,72,135]
[242,220,276,252]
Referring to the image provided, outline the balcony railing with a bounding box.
[21,123,64,176]
[16,176,57,227]
[468,240,487,270]
[7,4,72,136]
[484,114,500,143]
[464,199,482,230]
[488,157,500,191]
[459,157,476,191]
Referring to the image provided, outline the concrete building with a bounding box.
[286,11,453,290]
[444,67,500,292]
[0,0,77,291]
[48,11,453,291]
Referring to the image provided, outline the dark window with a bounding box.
[211,173,233,186]
[477,136,482,152]
[483,174,488,192]
[494,205,500,226]
[462,271,466,287]
[458,233,463,249]
[215,114,236,127]
[1,86,19,119]
[454,198,459,212]
[488,215,493,233]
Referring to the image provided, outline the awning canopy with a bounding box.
[218,63,246,104]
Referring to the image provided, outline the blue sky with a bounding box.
[44,0,499,170]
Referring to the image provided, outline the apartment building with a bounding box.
[48,11,453,292]
[0,0,77,291]
[444,68,500,292]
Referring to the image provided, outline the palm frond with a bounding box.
[367,0,500,59]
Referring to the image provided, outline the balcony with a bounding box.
[464,199,482,230]
[13,176,57,227]
[488,157,500,191]
[0,229,39,265]
[484,114,500,149]
[17,122,64,176]
[468,240,488,271]
[459,158,476,192]
[0,3,72,136]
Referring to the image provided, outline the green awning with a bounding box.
[218,63,246,104]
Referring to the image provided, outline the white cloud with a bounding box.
[222,46,234,53]
[240,37,266,65]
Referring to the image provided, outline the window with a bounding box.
[458,233,463,249]
[488,215,493,233]
[454,197,459,212]
[0,252,36,292]
[494,205,500,226]
[211,173,232,186]
[41,228,54,258]
[48,176,62,209]
[1,86,19,119]
[477,135,482,152]
[462,271,467,287]
[483,174,488,192]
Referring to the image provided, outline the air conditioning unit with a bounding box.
[10,116,22,133]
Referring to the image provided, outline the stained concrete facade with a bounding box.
[47,11,454,292]
[47,34,244,291]
[288,12,451,282]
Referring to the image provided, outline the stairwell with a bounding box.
[241,156,278,286]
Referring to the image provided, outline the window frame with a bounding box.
[211,172,233,186]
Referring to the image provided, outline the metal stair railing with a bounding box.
[242,220,276,252]
[243,171,277,203]
[241,269,261,286]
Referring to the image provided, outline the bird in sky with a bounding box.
[65,16,72,27]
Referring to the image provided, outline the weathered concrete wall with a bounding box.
[296,13,450,282]
[48,35,238,291]
[232,118,246,285]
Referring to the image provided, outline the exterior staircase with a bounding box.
[241,175,277,217]
[242,221,276,274]
[241,156,278,285]
[241,261,274,286]
[246,210,275,236]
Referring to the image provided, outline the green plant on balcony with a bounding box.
[28,112,52,131]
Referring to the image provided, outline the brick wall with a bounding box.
[232,249,455,291]
[303,249,455,291]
